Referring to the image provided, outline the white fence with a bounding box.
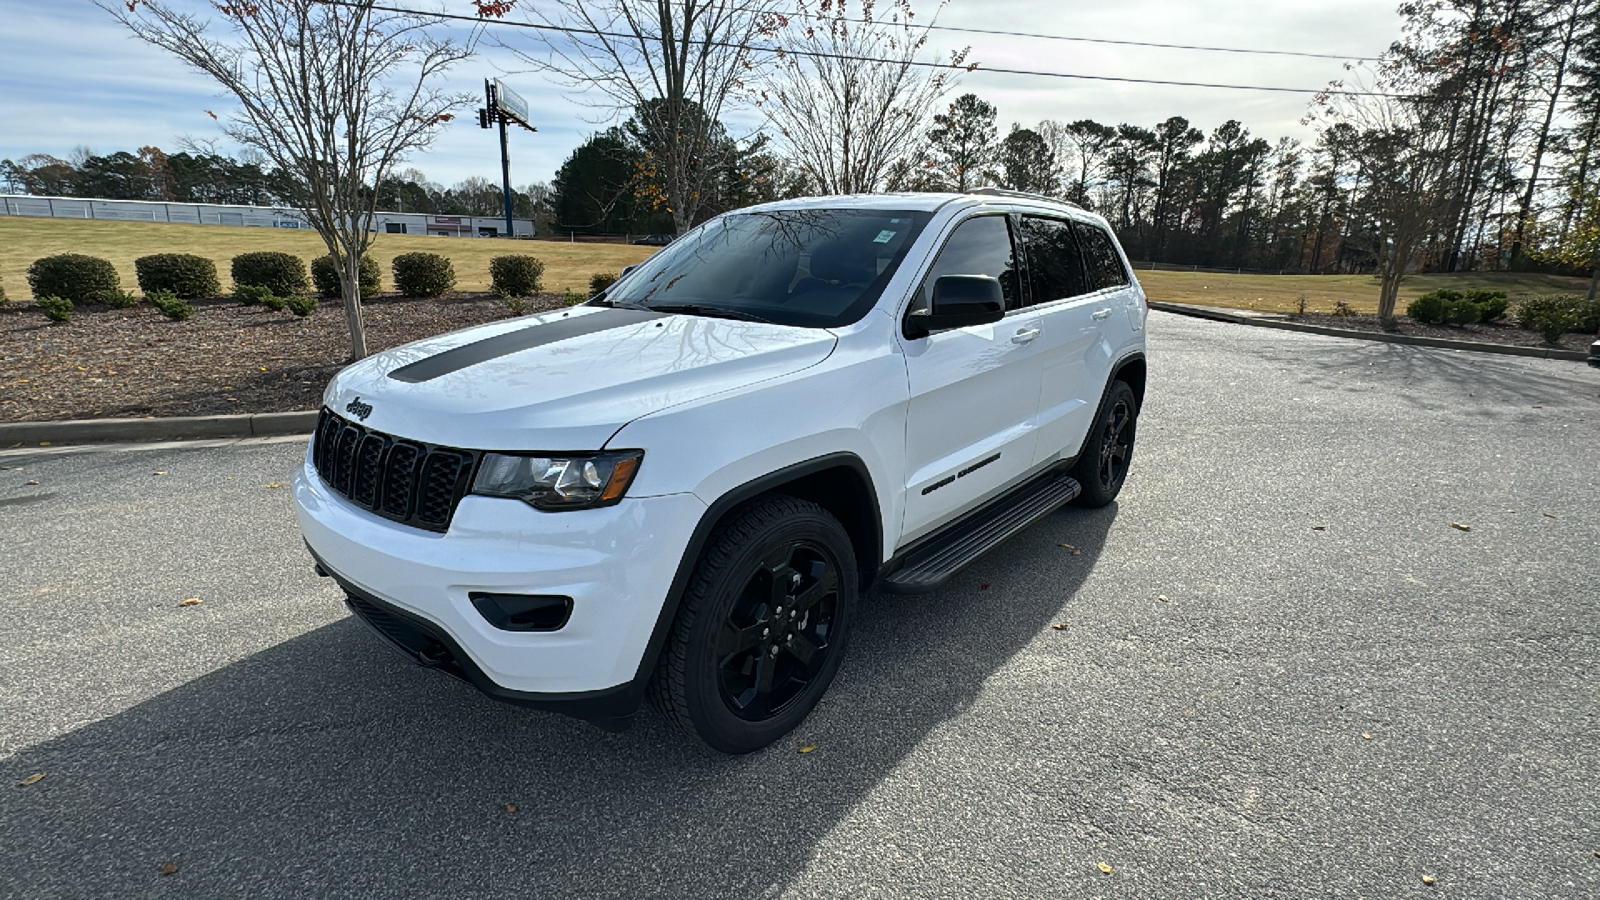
[0,194,534,237]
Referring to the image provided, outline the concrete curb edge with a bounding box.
[1148,301,1590,362]
[0,410,319,447]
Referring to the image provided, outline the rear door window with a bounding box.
[1019,217,1087,305]
[1073,222,1130,292]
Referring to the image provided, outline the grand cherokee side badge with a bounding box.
[345,397,374,421]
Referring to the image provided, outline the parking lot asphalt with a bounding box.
[2,311,1597,899]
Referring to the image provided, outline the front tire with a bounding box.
[653,496,859,753]
[1072,380,1137,508]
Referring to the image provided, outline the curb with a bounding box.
[0,410,319,447]
[1148,301,1590,362]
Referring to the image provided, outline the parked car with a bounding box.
[632,233,674,246]
[295,188,1148,753]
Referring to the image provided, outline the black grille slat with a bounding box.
[309,408,476,532]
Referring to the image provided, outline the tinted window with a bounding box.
[911,216,1020,314]
[1019,217,1087,304]
[602,208,932,328]
[1074,222,1129,291]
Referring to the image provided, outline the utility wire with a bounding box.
[325,1,1417,99]
[741,4,1373,61]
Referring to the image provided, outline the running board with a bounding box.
[880,473,1082,593]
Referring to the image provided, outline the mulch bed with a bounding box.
[1,292,566,423]
[1285,312,1595,353]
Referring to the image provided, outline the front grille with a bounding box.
[312,407,478,533]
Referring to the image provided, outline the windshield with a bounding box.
[597,208,933,328]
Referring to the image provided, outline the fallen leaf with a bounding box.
[25,480,39,486]
[1422,874,1435,885]
[18,772,45,786]
[798,744,817,754]
[160,863,179,876]
[1051,623,1069,630]
[502,803,518,813]
[153,471,167,476]
[1542,512,1556,519]
[1097,861,1114,875]
[1311,525,1327,531]
[1449,523,1471,532]
[38,442,50,446]
[266,484,282,489]
[979,583,989,591]
[1057,543,1081,555]
[178,598,203,607]
[1158,594,1170,602]
[1362,732,1373,740]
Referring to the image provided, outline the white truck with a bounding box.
[295,190,1148,753]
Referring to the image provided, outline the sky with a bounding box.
[0,0,1405,191]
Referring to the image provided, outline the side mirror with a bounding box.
[620,265,637,277]
[904,275,1006,338]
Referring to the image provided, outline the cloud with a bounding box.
[1,0,1406,187]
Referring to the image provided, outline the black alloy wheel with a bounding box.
[715,542,839,721]
[654,495,859,753]
[1073,380,1137,508]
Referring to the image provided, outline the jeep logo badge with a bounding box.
[345,397,374,422]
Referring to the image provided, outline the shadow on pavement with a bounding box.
[3,504,1118,898]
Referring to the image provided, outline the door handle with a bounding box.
[1011,327,1041,344]
[1092,308,1112,320]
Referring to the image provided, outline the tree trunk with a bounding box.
[1588,259,1599,304]
[341,251,368,362]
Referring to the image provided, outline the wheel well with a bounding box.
[763,467,881,589]
[1116,357,1146,410]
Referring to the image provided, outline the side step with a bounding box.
[880,473,1082,593]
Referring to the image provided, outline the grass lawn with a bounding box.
[1137,268,1592,315]
[1,215,1590,314]
[0,216,656,298]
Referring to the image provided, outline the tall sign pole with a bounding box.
[477,78,537,238]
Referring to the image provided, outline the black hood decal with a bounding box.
[387,307,667,383]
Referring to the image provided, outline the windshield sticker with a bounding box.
[873,230,897,243]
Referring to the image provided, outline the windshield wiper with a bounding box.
[587,296,652,311]
[646,302,778,324]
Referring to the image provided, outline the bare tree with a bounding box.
[100,0,474,360]
[1310,65,1455,323]
[487,0,779,233]
[756,0,965,195]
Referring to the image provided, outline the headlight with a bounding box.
[471,450,643,511]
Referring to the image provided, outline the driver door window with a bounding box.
[908,215,1020,314]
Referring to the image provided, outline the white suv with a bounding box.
[295,190,1148,753]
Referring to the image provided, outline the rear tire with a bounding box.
[1072,380,1137,508]
[652,495,858,754]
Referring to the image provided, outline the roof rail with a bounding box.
[969,186,1084,210]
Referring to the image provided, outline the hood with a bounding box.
[325,306,837,450]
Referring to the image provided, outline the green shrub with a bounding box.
[230,251,308,297]
[285,294,318,317]
[27,253,120,304]
[392,251,456,297]
[260,293,286,311]
[1445,298,1480,325]
[490,255,544,297]
[589,271,619,296]
[234,283,276,306]
[1515,293,1600,334]
[1406,293,1446,324]
[1527,305,1582,344]
[563,289,587,306]
[134,253,220,299]
[1463,290,1508,322]
[311,253,382,300]
[38,295,73,323]
[0,275,9,307]
[147,288,193,321]
[102,289,141,309]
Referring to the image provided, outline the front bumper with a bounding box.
[293,449,707,707]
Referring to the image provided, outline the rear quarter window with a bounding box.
[1073,222,1130,292]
